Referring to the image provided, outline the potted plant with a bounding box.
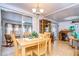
[28,31,38,39]
[31,31,38,38]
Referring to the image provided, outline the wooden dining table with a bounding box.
[16,38,52,56]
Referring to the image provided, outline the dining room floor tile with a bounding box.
[1,40,74,56]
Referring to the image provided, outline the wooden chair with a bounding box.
[44,32,53,43]
[11,33,33,56]
[44,32,52,55]
[44,32,51,38]
[33,37,47,56]
[5,34,13,47]
[23,32,31,38]
[38,33,44,39]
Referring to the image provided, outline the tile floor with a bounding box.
[51,41,74,56]
[1,40,75,56]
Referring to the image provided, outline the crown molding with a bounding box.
[45,4,79,17]
[0,4,33,17]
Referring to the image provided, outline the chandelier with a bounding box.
[32,3,44,15]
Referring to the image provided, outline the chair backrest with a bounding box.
[5,34,11,42]
[38,33,44,39]
[5,34,11,40]
[11,33,18,48]
[37,37,47,55]
[44,32,51,38]
[24,32,31,37]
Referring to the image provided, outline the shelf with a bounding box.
[39,19,51,33]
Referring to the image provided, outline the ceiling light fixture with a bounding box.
[32,3,44,15]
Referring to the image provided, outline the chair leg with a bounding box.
[45,51,47,56]
[45,53,47,56]
[31,51,33,56]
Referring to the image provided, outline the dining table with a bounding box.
[16,37,52,56]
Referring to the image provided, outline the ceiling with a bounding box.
[46,4,79,22]
[2,3,79,22]
[5,3,73,15]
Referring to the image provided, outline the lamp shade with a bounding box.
[32,8,36,13]
[40,9,44,13]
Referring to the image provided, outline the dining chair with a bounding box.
[38,33,44,39]
[24,32,31,38]
[11,33,33,56]
[44,32,51,38]
[44,32,52,55]
[33,37,47,56]
[5,34,13,47]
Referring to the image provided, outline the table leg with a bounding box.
[22,47,26,56]
[48,39,52,55]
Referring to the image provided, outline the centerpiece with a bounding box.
[28,31,38,39]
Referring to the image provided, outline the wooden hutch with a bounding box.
[39,19,51,33]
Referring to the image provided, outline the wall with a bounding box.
[2,10,32,23]
[59,21,72,31]
[0,9,2,55]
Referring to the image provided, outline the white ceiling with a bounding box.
[47,4,79,22]
[5,3,73,16]
[2,3,79,22]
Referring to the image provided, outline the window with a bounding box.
[6,23,13,34]
[2,10,32,38]
[22,16,32,33]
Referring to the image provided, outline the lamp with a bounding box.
[32,3,44,15]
